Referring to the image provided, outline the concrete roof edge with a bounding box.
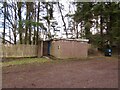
[52,38,89,42]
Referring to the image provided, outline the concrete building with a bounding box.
[50,39,89,59]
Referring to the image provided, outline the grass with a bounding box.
[2,58,52,67]
[1,57,86,67]
[2,56,116,67]
[0,57,94,67]
[1,57,117,68]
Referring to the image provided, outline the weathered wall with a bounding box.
[43,41,49,56]
[0,45,3,58]
[0,40,89,59]
[0,44,38,58]
[50,40,88,59]
[37,41,43,58]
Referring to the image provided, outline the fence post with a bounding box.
[37,40,43,57]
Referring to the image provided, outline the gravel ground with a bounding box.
[2,56,118,88]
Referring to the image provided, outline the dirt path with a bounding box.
[2,56,118,88]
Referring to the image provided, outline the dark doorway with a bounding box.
[48,41,51,55]
[43,41,51,56]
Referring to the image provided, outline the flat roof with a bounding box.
[52,38,89,42]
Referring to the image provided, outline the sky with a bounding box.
[53,2,76,37]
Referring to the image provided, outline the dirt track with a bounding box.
[2,56,118,88]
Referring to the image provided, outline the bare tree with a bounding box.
[25,2,30,44]
[5,1,18,44]
[17,2,23,44]
[57,2,68,38]
[33,2,36,45]
[36,2,40,45]
[3,1,7,44]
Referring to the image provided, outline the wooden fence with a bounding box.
[0,44,38,58]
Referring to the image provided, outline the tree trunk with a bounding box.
[100,14,104,50]
[14,4,17,44]
[9,27,11,43]
[3,2,7,44]
[25,3,29,44]
[33,4,36,45]
[29,15,32,45]
[18,2,23,44]
[36,2,40,45]
[80,21,84,38]
[76,23,78,39]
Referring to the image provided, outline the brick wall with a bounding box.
[50,40,88,59]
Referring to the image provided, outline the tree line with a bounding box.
[74,2,120,50]
[0,1,57,45]
[0,1,120,50]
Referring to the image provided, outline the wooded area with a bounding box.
[0,1,120,51]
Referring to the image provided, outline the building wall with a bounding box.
[0,40,88,59]
[50,40,88,59]
[37,41,43,58]
[43,41,49,56]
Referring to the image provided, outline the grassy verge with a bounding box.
[1,58,52,67]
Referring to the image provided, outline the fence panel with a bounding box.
[0,44,38,58]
